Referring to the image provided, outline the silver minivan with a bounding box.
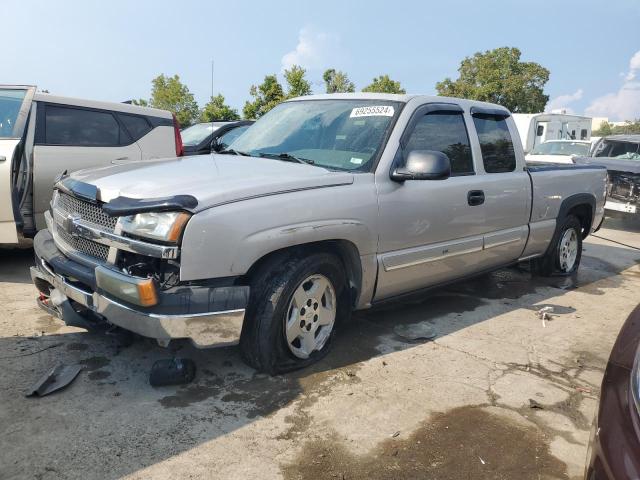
[0,85,181,246]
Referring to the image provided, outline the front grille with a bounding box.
[52,192,115,262]
[57,192,117,232]
[56,224,110,261]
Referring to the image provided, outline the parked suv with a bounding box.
[0,85,182,246]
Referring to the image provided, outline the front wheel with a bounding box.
[239,252,348,374]
[533,215,583,276]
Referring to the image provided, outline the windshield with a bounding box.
[530,141,590,156]
[181,123,220,146]
[229,99,402,171]
[594,139,640,159]
[0,88,27,138]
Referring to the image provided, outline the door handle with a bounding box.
[115,156,129,161]
[467,190,485,206]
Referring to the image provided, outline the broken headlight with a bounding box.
[120,211,190,243]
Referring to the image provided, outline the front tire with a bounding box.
[239,252,348,375]
[533,215,583,276]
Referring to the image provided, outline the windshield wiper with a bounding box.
[217,148,251,156]
[257,152,315,165]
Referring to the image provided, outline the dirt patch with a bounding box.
[281,406,567,480]
[88,370,111,381]
[35,315,62,333]
[79,356,110,371]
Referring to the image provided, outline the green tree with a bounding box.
[284,65,312,98]
[243,74,285,119]
[435,47,550,113]
[323,69,355,93]
[593,121,613,136]
[131,98,148,107]
[148,74,199,126]
[593,120,640,136]
[200,94,240,122]
[362,75,406,94]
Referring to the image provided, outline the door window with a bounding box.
[472,115,517,173]
[0,89,27,138]
[119,114,152,141]
[44,105,122,146]
[404,111,474,176]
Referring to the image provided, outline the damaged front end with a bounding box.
[606,170,640,215]
[30,178,249,348]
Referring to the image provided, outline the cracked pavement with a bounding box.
[1,216,639,479]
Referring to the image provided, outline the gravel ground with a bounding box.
[1,215,639,480]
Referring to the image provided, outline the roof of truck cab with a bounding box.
[286,93,511,112]
[32,92,173,117]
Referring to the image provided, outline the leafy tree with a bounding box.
[593,121,613,136]
[131,98,148,107]
[323,69,355,93]
[243,75,285,119]
[435,47,550,113]
[593,120,640,136]
[284,65,312,98]
[148,74,199,126]
[200,94,240,122]
[362,75,406,94]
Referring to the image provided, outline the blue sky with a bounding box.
[4,0,640,120]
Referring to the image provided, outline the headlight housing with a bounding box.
[120,211,191,243]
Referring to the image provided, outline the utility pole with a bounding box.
[211,60,219,98]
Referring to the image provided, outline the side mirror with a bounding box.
[211,137,223,152]
[391,150,451,182]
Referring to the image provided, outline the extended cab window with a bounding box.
[119,114,151,141]
[44,105,122,146]
[473,115,516,173]
[405,111,473,175]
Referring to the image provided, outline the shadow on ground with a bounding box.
[0,238,638,479]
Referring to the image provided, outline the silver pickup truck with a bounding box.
[30,93,607,374]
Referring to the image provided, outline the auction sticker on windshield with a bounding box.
[350,105,395,118]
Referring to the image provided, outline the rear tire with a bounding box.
[239,252,349,375]
[533,215,583,277]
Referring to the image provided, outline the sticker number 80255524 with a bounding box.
[350,105,395,118]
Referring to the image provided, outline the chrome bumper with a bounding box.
[30,260,246,348]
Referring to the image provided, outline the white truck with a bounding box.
[513,113,592,153]
[0,85,182,246]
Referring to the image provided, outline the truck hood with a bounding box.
[70,154,354,211]
[574,156,640,175]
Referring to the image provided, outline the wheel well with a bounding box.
[567,204,593,239]
[242,240,363,309]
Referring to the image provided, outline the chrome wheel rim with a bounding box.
[285,274,336,359]
[559,228,578,272]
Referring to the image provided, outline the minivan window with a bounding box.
[473,115,517,173]
[405,111,473,175]
[119,114,151,142]
[45,105,121,146]
[0,88,27,138]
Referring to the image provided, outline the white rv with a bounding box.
[513,113,592,153]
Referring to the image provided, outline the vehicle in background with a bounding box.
[575,135,640,217]
[0,85,181,246]
[525,139,592,164]
[30,93,606,374]
[513,113,592,153]
[584,304,640,479]
[181,120,253,156]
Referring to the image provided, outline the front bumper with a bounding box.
[605,199,637,214]
[31,229,249,348]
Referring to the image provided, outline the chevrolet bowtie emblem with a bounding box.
[62,214,81,236]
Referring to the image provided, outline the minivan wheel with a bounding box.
[533,215,583,277]
[239,252,348,375]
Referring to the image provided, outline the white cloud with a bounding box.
[281,27,342,72]
[547,88,583,112]
[585,50,640,121]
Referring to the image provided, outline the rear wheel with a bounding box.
[533,215,583,276]
[239,252,348,374]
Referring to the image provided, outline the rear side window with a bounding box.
[119,114,152,141]
[405,112,474,175]
[473,115,516,173]
[44,105,122,146]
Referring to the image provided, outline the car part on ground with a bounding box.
[149,358,196,387]
[25,364,82,397]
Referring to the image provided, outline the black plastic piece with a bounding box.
[26,364,82,397]
[149,358,196,387]
[467,190,485,206]
[470,106,511,118]
[102,194,198,216]
[58,177,99,202]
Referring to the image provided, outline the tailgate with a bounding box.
[0,86,35,243]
